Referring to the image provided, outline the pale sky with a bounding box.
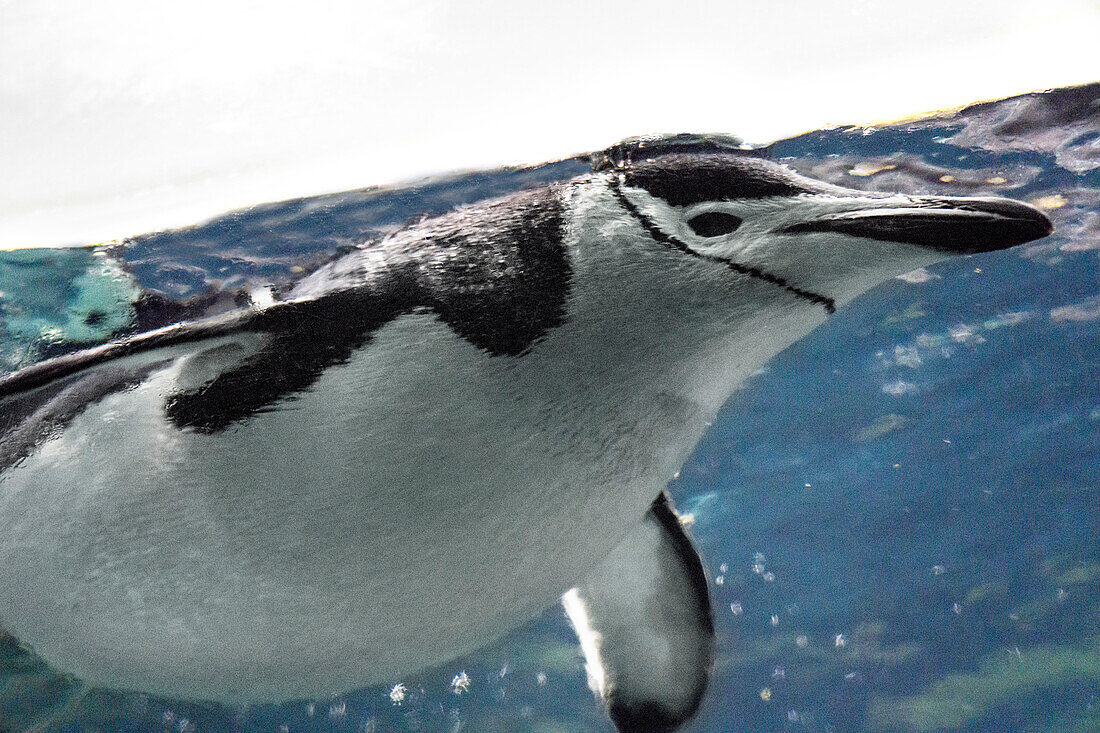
[2,0,1098,248]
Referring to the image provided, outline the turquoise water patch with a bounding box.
[0,247,138,372]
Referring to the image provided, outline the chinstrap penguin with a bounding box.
[0,138,1051,732]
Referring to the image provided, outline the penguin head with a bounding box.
[608,151,1052,311]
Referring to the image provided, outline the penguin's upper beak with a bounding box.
[779,196,1053,253]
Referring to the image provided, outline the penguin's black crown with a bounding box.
[590,133,750,171]
[591,133,828,209]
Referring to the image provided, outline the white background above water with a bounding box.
[1,0,1098,249]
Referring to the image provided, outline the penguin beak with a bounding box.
[779,196,1053,253]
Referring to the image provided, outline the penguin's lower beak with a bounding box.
[780,196,1053,253]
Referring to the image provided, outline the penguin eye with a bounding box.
[687,211,743,237]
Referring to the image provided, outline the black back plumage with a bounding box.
[0,185,571,436]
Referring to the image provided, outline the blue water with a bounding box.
[1,83,1098,732]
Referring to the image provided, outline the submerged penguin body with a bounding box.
[0,144,1051,726]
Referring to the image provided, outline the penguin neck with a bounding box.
[549,179,829,433]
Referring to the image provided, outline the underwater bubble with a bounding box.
[451,671,471,695]
[389,683,407,705]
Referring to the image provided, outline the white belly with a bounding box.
[0,312,708,702]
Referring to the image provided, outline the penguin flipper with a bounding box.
[0,290,408,435]
[159,291,404,433]
[563,492,715,732]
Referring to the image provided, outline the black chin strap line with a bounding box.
[610,178,836,314]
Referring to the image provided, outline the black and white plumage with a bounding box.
[0,142,1051,731]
